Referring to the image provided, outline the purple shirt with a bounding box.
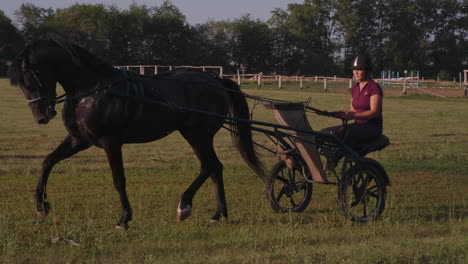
[351,79,383,129]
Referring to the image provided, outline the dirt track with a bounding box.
[386,87,467,98]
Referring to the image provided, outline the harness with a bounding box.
[108,69,146,120]
[25,68,150,121]
[24,68,238,123]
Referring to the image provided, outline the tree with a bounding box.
[6,0,467,76]
[230,15,273,73]
[45,4,113,56]
[428,0,468,77]
[268,8,300,74]
[287,0,339,75]
[334,0,387,75]
[14,3,54,42]
[144,1,193,65]
[192,20,233,68]
[0,10,24,75]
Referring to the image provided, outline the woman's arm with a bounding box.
[349,98,356,112]
[343,94,382,120]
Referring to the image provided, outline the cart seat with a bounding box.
[266,102,329,183]
[358,135,390,157]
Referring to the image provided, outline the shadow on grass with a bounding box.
[0,154,44,159]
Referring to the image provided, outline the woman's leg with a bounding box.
[342,123,382,151]
[320,125,345,170]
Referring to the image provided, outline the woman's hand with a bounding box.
[342,111,356,120]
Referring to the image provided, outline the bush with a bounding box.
[436,70,451,81]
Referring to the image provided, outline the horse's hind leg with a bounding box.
[178,133,227,222]
[36,135,91,220]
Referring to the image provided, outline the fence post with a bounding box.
[323,77,327,92]
[154,66,158,75]
[411,71,414,87]
[140,66,144,75]
[315,75,318,82]
[403,79,407,95]
[349,79,353,89]
[381,71,385,86]
[334,75,336,82]
[417,71,420,88]
[278,76,282,89]
[459,72,462,88]
[237,69,241,85]
[257,75,262,87]
[300,76,303,90]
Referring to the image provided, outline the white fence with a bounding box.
[114,65,224,77]
[113,66,468,96]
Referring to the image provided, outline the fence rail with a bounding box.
[114,65,223,77]
[114,65,467,97]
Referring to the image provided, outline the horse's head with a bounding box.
[8,43,58,124]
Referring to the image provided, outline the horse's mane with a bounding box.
[52,38,114,73]
[8,38,114,87]
[8,44,30,87]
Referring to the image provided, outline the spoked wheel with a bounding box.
[266,159,312,213]
[338,161,386,222]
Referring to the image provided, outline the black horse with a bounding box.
[7,39,264,229]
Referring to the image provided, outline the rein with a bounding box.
[24,65,340,123]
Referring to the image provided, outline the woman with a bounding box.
[323,54,383,169]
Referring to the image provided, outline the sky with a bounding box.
[1,0,304,25]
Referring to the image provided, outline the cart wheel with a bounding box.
[338,161,386,222]
[266,160,312,213]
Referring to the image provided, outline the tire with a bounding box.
[338,160,386,222]
[266,159,313,213]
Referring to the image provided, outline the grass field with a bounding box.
[1,78,467,263]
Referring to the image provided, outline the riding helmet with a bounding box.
[351,54,372,71]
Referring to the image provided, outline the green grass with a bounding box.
[0,78,467,263]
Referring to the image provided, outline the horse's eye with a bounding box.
[23,73,38,90]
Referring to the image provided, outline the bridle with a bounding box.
[26,69,48,104]
[23,66,63,119]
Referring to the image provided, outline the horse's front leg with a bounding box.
[100,138,132,229]
[36,135,90,220]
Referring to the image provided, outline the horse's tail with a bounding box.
[219,78,266,181]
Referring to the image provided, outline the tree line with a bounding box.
[1,0,467,79]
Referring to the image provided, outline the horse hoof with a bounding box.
[115,224,129,230]
[37,202,51,221]
[177,204,192,222]
[209,219,219,224]
[37,211,47,221]
[209,213,226,224]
